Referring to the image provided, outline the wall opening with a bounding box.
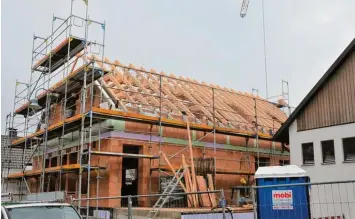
[121,145,140,206]
[45,159,50,168]
[279,159,290,166]
[51,157,58,167]
[343,137,355,162]
[69,153,78,164]
[67,173,76,193]
[302,142,315,165]
[321,140,335,164]
[49,175,56,191]
[255,157,270,170]
[62,154,68,165]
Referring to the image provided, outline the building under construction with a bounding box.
[2,1,289,216]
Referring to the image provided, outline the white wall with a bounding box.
[2,167,33,201]
[289,121,355,182]
[289,121,355,218]
[2,168,23,201]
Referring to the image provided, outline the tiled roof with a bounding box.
[1,135,31,169]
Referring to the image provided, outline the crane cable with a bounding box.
[262,0,269,98]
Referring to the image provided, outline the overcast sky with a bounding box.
[1,0,355,133]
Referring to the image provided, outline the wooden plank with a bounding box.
[340,66,347,124]
[196,176,212,207]
[181,157,191,195]
[216,91,250,127]
[186,118,198,202]
[135,71,179,111]
[70,52,81,74]
[310,100,315,129]
[207,174,217,207]
[331,70,339,125]
[189,82,234,122]
[160,152,187,192]
[297,49,355,131]
[160,152,194,205]
[344,55,353,122]
[337,64,345,124]
[318,93,323,126]
[350,52,355,121]
[320,86,328,127]
[333,70,341,125]
[315,91,321,127]
[182,154,195,207]
[343,63,350,123]
[207,188,214,208]
[7,164,83,179]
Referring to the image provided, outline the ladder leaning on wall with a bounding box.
[146,167,185,219]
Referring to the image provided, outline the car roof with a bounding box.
[4,202,71,209]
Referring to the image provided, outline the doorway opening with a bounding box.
[121,145,140,206]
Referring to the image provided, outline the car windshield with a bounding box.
[7,205,81,219]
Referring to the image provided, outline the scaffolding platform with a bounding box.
[92,107,273,140]
[215,169,254,175]
[90,151,159,159]
[15,64,109,115]
[153,165,254,175]
[5,164,105,180]
[12,107,274,148]
[33,37,86,73]
[11,114,83,148]
[2,1,290,211]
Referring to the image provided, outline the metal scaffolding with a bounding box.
[2,1,290,217]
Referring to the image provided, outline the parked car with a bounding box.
[1,202,82,219]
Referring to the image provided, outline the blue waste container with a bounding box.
[255,165,311,219]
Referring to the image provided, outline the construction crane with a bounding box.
[240,0,250,18]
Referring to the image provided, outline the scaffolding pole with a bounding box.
[2,1,291,213]
[41,9,56,193]
[58,8,73,191]
[20,33,38,198]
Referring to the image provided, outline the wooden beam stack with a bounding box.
[158,117,218,208]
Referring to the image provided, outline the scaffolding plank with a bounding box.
[151,165,180,172]
[215,168,254,175]
[12,107,273,149]
[15,64,109,115]
[90,151,159,159]
[5,164,103,180]
[196,176,211,207]
[154,166,255,175]
[91,108,273,140]
[182,154,198,207]
[207,174,217,207]
[33,37,86,73]
[11,114,83,148]
[186,118,198,203]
